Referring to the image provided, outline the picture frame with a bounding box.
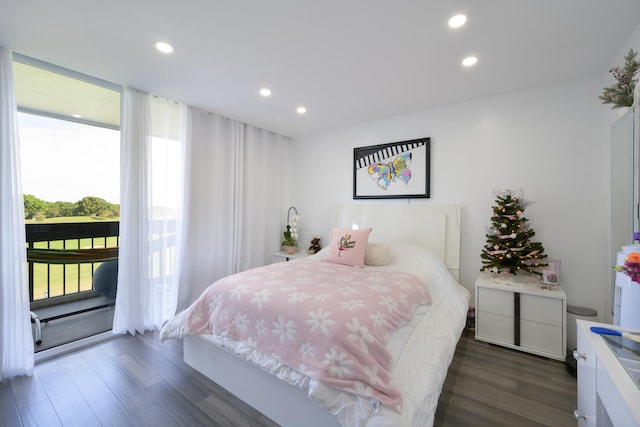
[540,257,561,287]
[353,137,430,199]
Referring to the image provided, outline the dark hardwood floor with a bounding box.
[435,330,577,426]
[1,329,576,426]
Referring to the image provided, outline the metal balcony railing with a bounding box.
[26,221,119,310]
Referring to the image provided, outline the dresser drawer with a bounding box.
[477,287,513,317]
[476,311,514,344]
[520,293,563,327]
[520,320,563,355]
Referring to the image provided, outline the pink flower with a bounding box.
[614,253,640,284]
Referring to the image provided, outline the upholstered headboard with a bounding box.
[331,203,461,280]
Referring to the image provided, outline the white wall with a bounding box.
[289,76,608,318]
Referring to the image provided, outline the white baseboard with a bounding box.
[35,330,117,363]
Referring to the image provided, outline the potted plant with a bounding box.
[599,48,640,109]
[282,207,299,254]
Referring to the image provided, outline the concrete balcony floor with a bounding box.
[32,301,114,352]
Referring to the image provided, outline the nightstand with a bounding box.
[475,271,567,361]
[272,251,310,263]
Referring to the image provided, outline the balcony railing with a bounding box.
[26,221,119,310]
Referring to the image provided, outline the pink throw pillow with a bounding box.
[325,227,372,267]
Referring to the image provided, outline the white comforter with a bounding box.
[161,243,470,427]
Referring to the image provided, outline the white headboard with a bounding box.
[331,204,461,280]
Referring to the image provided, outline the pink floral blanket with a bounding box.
[164,258,431,412]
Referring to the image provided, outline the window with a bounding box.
[19,113,120,220]
[14,55,122,303]
[14,55,122,221]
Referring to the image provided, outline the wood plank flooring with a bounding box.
[435,330,577,426]
[1,329,577,426]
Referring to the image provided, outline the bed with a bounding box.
[160,203,470,426]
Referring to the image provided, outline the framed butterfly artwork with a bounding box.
[353,137,430,199]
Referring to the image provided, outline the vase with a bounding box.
[283,245,296,254]
[615,245,640,330]
[613,106,631,120]
[622,244,640,254]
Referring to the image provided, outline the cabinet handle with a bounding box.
[573,409,587,421]
[573,350,586,361]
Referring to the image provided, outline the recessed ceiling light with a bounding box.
[462,56,478,67]
[72,113,82,118]
[448,14,467,28]
[259,88,271,97]
[155,42,174,54]
[296,106,307,114]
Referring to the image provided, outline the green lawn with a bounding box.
[25,215,118,224]
[32,263,97,299]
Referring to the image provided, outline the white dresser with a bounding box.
[475,271,566,361]
[575,320,640,426]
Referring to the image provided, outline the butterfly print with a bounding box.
[367,152,412,190]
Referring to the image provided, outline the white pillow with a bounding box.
[364,243,392,266]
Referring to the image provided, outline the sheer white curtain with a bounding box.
[234,125,287,272]
[176,107,287,310]
[116,89,288,322]
[114,88,186,334]
[176,110,239,309]
[0,47,33,379]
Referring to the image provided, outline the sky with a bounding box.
[18,112,120,204]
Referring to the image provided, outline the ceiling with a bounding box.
[13,61,121,129]
[1,1,639,138]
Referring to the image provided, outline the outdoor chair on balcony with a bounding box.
[93,259,118,298]
[27,247,118,345]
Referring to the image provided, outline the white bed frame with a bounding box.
[330,203,460,280]
[184,203,461,426]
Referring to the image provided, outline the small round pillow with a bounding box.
[364,243,392,266]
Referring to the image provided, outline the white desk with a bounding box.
[575,320,640,426]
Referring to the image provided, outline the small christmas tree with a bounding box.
[480,190,547,275]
